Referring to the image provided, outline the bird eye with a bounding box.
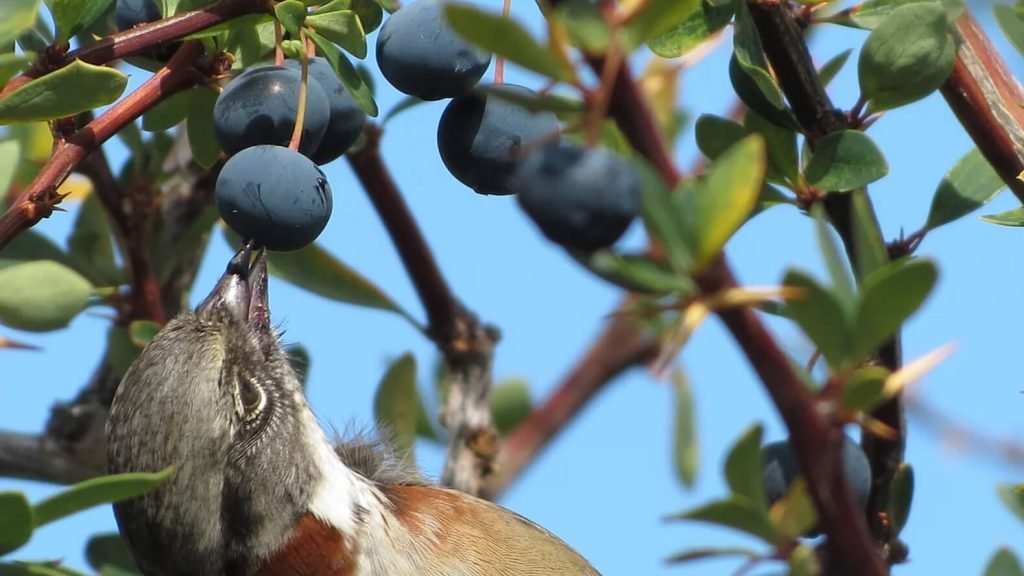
[234,377,266,421]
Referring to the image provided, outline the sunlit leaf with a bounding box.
[32,468,174,527]
[0,60,127,123]
[925,147,1005,230]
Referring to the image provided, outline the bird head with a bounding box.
[107,245,321,576]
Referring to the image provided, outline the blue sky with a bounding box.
[3,3,1024,575]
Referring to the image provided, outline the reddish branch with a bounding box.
[0,0,271,98]
[940,13,1024,203]
[0,41,206,254]
[347,124,500,495]
[346,124,461,343]
[560,2,887,571]
[484,308,658,498]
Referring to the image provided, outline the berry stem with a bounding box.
[494,0,512,84]
[288,32,309,152]
[274,20,284,66]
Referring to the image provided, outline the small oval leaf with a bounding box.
[0,60,127,123]
[804,130,888,192]
[32,468,174,528]
[0,491,33,555]
[0,260,93,332]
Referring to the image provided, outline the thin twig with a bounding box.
[0,430,105,484]
[0,0,271,97]
[0,41,207,250]
[484,306,657,498]
[347,124,498,495]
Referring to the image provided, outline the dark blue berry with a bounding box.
[215,145,333,252]
[514,144,640,252]
[375,0,491,100]
[284,57,367,165]
[116,0,161,31]
[213,66,330,158]
[762,436,872,512]
[437,84,559,196]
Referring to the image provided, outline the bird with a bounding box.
[106,243,601,576]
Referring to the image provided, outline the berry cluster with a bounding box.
[120,0,641,253]
[377,0,640,252]
[212,58,365,251]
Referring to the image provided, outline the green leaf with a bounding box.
[804,130,888,191]
[85,533,137,573]
[724,424,764,508]
[128,320,160,347]
[621,0,702,50]
[694,114,748,161]
[850,189,889,277]
[853,259,937,362]
[982,207,1024,227]
[666,546,759,565]
[68,193,122,287]
[0,492,33,555]
[0,140,20,200]
[728,55,798,131]
[648,0,734,58]
[842,365,889,412]
[444,4,570,83]
[732,2,785,110]
[47,0,114,42]
[788,544,820,576]
[995,4,1024,58]
[553,0,610,53]
[0,54,32,99]
[829,0,964,30]
[0,60,127,123]
[571,249,695,295]
[284,343,311,389]
[306,30,377,117]
[316,0,383,33]
[0,260,92,332]
[0,230,68,267]
[812,205,855,302]
[105,325,141,381]
[985,548,1024,576]
[479,85,584,115]
[637,158,692,274]
[672,369,698,489]
[769,478,817,539]
[818,49,853,88]
[141,89,192,132]
[185,87,220,169]
[274,0,307,38]
[783,270,853,369]
[857,3,955,113]
[0,0,39,48]
[925,147,1005,230]
[0,563,87,576]
[998,483,1024,524]
[680,135,766,270]
[374,353,418,462]
[888,462,914,536]
[490,378,532,435]
[32,468,174,527]
[307,10,366,59]
[669,497,778,543]
[745,110,799,184]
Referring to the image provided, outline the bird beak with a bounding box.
[198,242,275,355]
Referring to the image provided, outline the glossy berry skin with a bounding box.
[376,0,491,100]
[115,0,161,31]
[514,144,640,252]
[215,145,333,252]
[438,84,558,196]
[761,436,872,512]
[284,57,367,165]
[213,66,330,158]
